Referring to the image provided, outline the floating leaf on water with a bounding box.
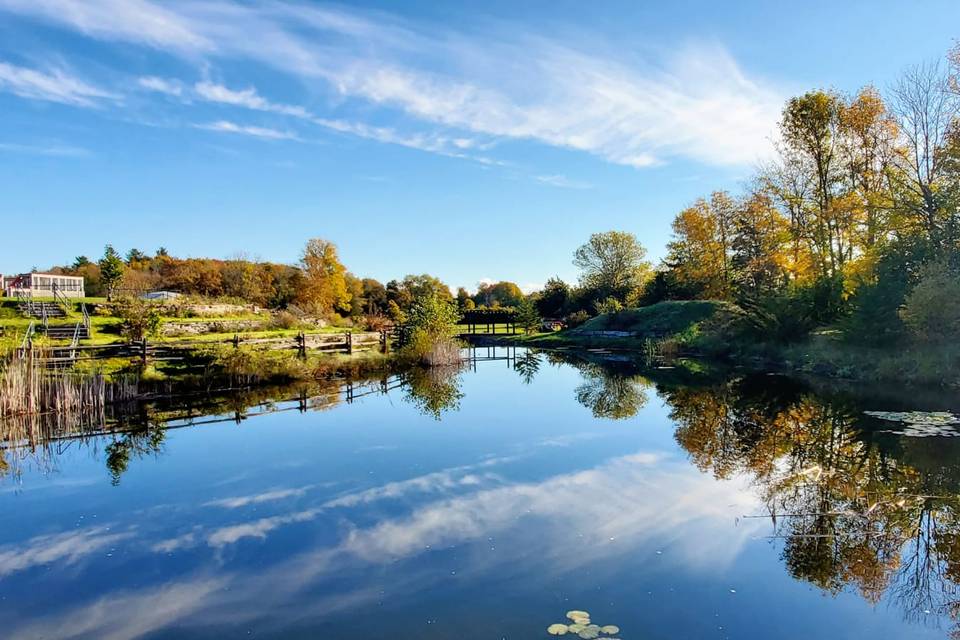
[566,611,590,621]
[600,625,620,634]
[578,627,600,639]
[568,623,586,633]
[547,623,569,635]
[864,410,959,425]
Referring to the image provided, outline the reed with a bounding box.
[0,351,139,418]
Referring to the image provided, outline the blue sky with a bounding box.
[0,0,957,293]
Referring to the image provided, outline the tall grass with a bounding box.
[0,352,138,418]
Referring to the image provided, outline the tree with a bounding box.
[98,245,125,301]
[779,90,849,278]
[297,238,350,316]
[730,192,791,300]
[900,259,960,342]
[71,256,91,269]
[666,195,732,299]
[116,297,162,341]
[838,86,898,250]
[515,295,541,334]
[475,281,524,308]
[343,272,365,318]
[890,61,958,249]
[455,287,472,311]
[362,278,388,314]
[536,277,570,317]
[573,231,652,303]
[387,274,452,311]
[126,248,148,266]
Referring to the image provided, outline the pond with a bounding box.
[2,347,960,639]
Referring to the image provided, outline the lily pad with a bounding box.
[566,610,590,621]
[547,623,569,635]
[601,625,620,635]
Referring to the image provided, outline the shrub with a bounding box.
[269,310,300,330]
[116,298,162,341]
[403,293,462,366]
[594,296,624,315]
[363,314,392,332]
[901,260,960,342]
[565,310,591,328]
[330,315,354,328]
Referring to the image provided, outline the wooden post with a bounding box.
[232,334,240,349]
[296,331,306,358]
[141,338,148,366]
[345,331,353,354]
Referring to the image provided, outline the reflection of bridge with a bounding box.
[463,345,522,370]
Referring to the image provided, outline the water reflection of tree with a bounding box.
[402,366,464,420]
[513,351,542,385]
[105,424,166,485]
[573,363,650,420]
[662,378,960,635]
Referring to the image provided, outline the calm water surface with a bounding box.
[2,348,960,639]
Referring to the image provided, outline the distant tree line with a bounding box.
[49,241,460,325]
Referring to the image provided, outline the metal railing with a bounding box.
[52,282,70,311]
[14,288,36,317]
[69,322,82,361]
[18,321,35,359]
[81,303,91,332]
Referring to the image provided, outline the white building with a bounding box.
[3,273,86,298]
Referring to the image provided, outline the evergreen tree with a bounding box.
[98,245,125,301]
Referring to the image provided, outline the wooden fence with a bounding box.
[32,330,392,367]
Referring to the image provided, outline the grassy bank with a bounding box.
[505,300,960,387]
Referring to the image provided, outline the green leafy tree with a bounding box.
[574,231,652,304]
[536,277,570,317]
[475,281,524,308]
[515,295,542,334]
[456,287,472,311]
[901,258,960,342]
[98,245,125,301]
[404,292,462,366]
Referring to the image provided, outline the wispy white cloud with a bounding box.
[150,77,492,160]
[203,485,312,509]
[0,1,783,168]
[194,80,308,118]
[206,508,323,547]
[0,60,116,106]
[534,174,593,190]
[0,526,134,576]
[0,0,211,52]
[7,576,228,640]
[195,120,298,140]
[138,75,183,96]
